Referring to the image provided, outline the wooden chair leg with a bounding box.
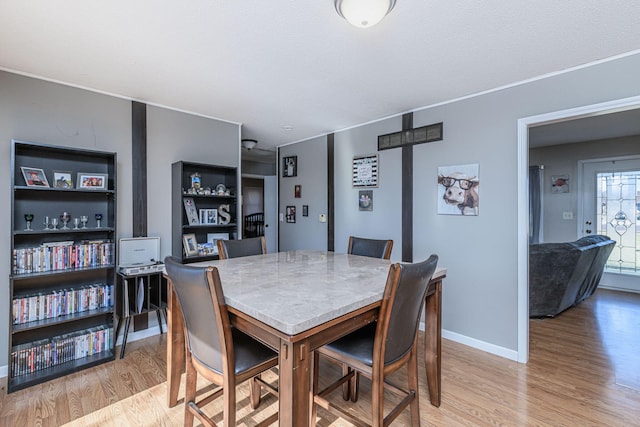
[351,371,360,402]
[408,346,421,427]
[371,369,384,427]
[342,363,351,400]
[223,375,236,427]
[250,375,262,409]
[184,357,197,427]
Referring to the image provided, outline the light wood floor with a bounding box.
[1,288,639,426]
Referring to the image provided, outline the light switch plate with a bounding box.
[562,211,574,220]
[319,214,327,223]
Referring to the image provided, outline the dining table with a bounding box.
[165,250,446,426]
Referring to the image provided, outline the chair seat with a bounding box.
[231,328,278,375]
[322,323,376,367]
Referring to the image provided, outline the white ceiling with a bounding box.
[2,1,640,155]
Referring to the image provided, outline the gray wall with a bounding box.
[278,136,328,251]
[530,136,640,243]
[334,118,403,258]
[279,52,640,356]
[0,71,239,368]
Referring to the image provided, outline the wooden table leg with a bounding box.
[424,279,442,407]
[278,338,311,426]
[166,278,185,408]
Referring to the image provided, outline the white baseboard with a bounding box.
[419,321,519,362]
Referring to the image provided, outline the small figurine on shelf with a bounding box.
[190,172,201,191]
[80,215,88,229]
[95,213,103,228]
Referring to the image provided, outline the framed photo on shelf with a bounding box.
[77,172,108,190]
[207,232,230,255]
[53,171,73,189]
[183,197,200,225]
[199,208,218,225]
[282,156,297,178]
[183,233,199,257]
[21,167,50,187]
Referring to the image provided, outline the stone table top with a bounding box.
[189,250,446,336]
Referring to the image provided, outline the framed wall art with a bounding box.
[551,175,570,193]
[352,154,378,187]
[437,163,479,216]
[286,205,296,223]
[282,156,297,177]
[359,190,373,211]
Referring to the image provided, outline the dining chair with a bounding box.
[311,254,439,427]
[336,235,393,400]
[217,236,267,259]
[164,256,278,427]
[347,236,393,260]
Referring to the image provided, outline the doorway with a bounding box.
[517,95,640,362]
[241,175,278,253]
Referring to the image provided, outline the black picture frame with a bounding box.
[286,205,296,223]
[302,205,309,217]
[283,156,297,177]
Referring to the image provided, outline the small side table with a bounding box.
[115,271,167,358]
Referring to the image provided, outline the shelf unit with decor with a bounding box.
[9,140,117,393]
[171,161,238,264]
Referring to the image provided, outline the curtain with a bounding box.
[529,165,543,244]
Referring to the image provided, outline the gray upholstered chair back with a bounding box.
[164,256,226,373]
[347,236,393,260]
[380,254,438,365]
[217,236,266,259]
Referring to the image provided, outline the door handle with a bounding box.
[585,221,592,225]
[586,229,592,234]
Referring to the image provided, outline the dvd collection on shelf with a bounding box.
[12,240,114,274]
[11,326,112,377]
[12,283,114,325]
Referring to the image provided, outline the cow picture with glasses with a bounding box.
[437,164,480,215]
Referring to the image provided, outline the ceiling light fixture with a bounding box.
[241,138,258,151]
[334,0,396,28]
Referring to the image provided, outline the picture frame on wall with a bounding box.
[294,185,301,198]
[21,167,50,187]
[77,172,108,190]
[352,154,378,188]
[551,175,570,193]
[437,163,480,216]
[286,205,296,223]
[283,156,297,177]
[359,190,373,211]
